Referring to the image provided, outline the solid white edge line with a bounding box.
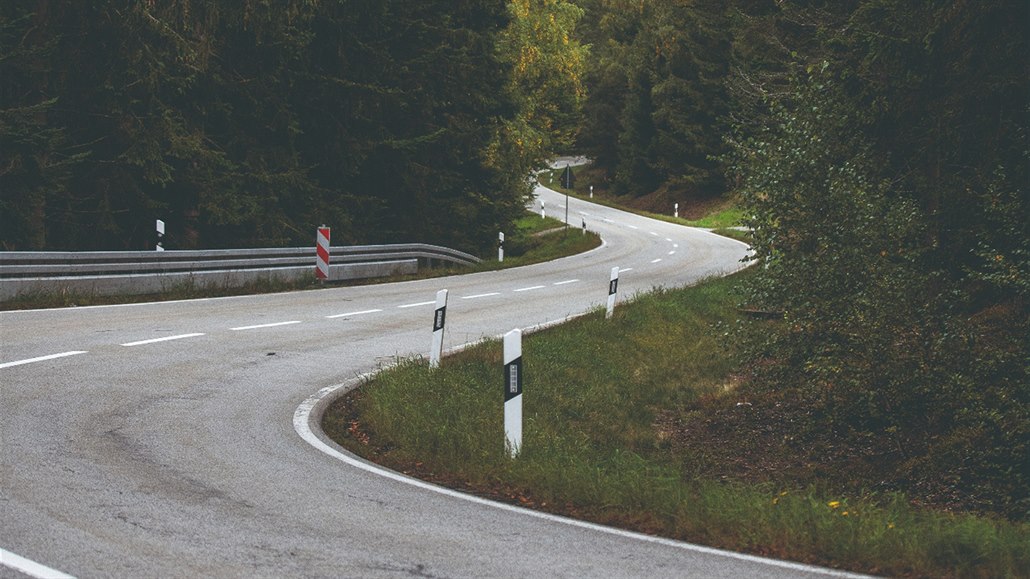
[326,309,382,319]
[120,333,205,347]
[461,293,501,300]
[230,321,301,331]
[0,351,88,370]
[293,312,869,579]
[398,301,436,309]
[0,548,76,579]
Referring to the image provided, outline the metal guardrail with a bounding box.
[0,244,481,300]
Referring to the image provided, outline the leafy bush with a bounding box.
[732,69,1028,520]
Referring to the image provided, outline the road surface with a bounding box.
[1,185,864,578]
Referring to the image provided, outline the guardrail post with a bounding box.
[504,328,523,458]
[606,266,619,319]
[430,289,448,368]
[156,219,165,251]
[316,226,330,280]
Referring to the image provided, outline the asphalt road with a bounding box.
[1,185,865,578]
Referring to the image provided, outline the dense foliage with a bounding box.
[731,1,1027,520]
[569,0,1027,519]
[0,0,584,252]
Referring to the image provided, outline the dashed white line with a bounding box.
[627,225,639,230]
[121,333,205,347]
[231,321,301,331]
[0,351,88,370]
[651,258,663,264]
[673,243,679,248]
[668,250,676,255]
[326,309,382,319]
[514,285,545,292]
[665,238,673,242]
[461,293,501,300]
[649,231,659,237]
[619,267,634,273]
[398,301,436,309]
[553,279,579,286]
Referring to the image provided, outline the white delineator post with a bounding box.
[316,225,330,280]
[503,329,523,458]
[606,266,619,319]
[674,203,679,219]
[541,200,546,219]
[156,219,165,251]
[589,185,593,199]
[429,289,448,368]
[498,231,504,262]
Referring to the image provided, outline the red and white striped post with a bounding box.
[504,329,523,458]
[316,225,330,280]
[606,266,619,319]
[430,289,448,368]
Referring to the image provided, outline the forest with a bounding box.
[2,1,1027,516]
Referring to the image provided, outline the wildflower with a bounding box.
[828,500,841,509]
[841,511,849,517]
[887,522,895,529]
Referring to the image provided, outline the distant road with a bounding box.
[1,186,861,578]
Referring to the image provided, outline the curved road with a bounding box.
[1,185,861,578]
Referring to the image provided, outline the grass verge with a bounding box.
[324,269,1029,578]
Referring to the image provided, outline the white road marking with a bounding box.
[294,379,871,579]
[326,309,382,319]
[651,259,662,264]
[619,267,634,273]
[513,285,545,292]
[649,231,659,236]
[553,279,579,286]
[0,548,75,579]
[0,351,88,370]
[461,293,501,300]
[120,333,205,347]
[668,251,676,255]
[673,243,679,248]
[627,225,639,230]
[398,301,436,309]
[665,238,673,242]
[230,321,301,331]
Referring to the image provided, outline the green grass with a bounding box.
[325,270,1030,578]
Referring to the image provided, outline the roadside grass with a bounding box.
[325,269,1029,578]
[0,213,599,311]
